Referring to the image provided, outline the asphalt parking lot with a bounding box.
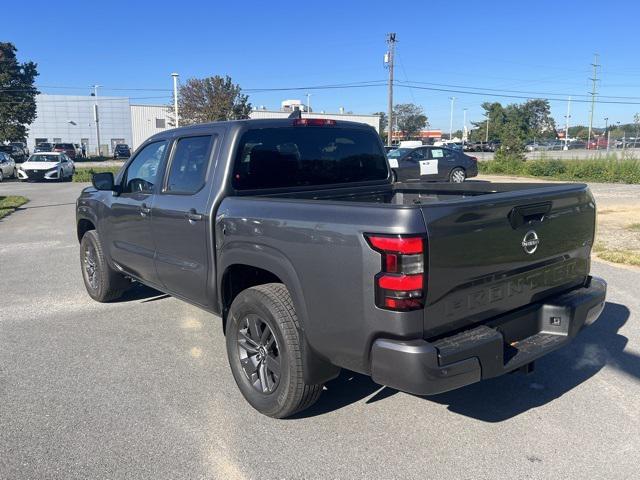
[1,181,639,479]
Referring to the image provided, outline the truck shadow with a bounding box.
[116,283,170,303]
[295,302,635,421]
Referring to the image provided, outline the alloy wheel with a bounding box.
[83,244,99,290]
[237,314,281,394]
[451,169,465,183]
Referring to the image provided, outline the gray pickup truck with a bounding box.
[76,118,606,418]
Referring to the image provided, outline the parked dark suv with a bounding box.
[53,143,77,159]
[113,144,131,159]
[0,144,27,163]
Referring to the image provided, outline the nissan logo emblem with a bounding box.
[522,230,540,254]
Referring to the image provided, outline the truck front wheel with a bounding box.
[226,283,323,418]
[80,230,130,302]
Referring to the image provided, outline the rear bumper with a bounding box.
[370,276,606,396]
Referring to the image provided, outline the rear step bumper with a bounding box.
[370,276,606,396]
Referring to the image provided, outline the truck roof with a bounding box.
[145,118,377,144]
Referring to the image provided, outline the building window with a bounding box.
[155,118,166,129]
[35,138,48,145]
[53,137,62,143]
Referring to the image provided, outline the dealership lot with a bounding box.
[1,181,639,479]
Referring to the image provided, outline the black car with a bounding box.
[113,144,131,159]
[0,145,27,163]
[34,142,54,153]
[387,145,478,183]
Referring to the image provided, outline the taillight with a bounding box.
[365,234,426,311]
[293,118,337,126]
[469,156,478,162]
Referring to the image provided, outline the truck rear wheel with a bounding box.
[226,283,323,418]
[80,230,130,302]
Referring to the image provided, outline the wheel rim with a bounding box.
[452,170,465,183]
[83,244,99,290]
[237,314,281,394]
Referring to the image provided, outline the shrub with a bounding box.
[73,166,121,183]
[480,157,640,184]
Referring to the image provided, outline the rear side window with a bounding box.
[122,141,167,194]
[232,126,388,190]
[165,135,213,194]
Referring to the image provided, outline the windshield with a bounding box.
[387,148,413,158]
[28,155,61,163]
[232,126,388,190]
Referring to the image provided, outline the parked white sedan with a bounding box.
[0,152,17,182]
[17,152,75,182]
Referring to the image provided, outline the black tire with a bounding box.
[0,170,3,182]
[226,283,323,418]
[80,230,130,302]
[12,167,17,179]
[449,167,466,183]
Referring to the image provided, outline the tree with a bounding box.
[172,75,251,125]
[394,103,428,139]
[372,111,388,134]
[0,43,39,141]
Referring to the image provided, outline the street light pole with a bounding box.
[449,97,455,141]
[462,108,467,146]
[564,96,571,151]
[171,73,180,128]
[92,84,101,156]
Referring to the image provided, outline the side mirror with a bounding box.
[92,172,116,191]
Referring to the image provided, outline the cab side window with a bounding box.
[165,135,213,194]
[122,141,167,194]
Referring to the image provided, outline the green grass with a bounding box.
[0,195,29,220]
[479,156,640,184]
[73,166,121,183]
[597,249,640,267]
[626,223,640,232]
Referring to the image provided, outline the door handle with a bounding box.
[186,209,203,222]
[140,203,152,216]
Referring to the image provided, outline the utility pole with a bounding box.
[449,96,455,140]
[605,117,609,151]
[171,73,180,128]
[564,96,571,150]
[587,53,600,146]
[92,84,101,156]
[385,33,396,147]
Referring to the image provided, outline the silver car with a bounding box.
[0,152,17,182]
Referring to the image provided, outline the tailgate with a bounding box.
[421,183,595,338]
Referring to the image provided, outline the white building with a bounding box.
[28,94,132,155]
[130,104,172,150]
[25,95,380,155]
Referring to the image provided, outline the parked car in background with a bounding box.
[0,152,17,182]
[568,141,587,150]
[17,152,75,182]
[487,140,502,151]
[0,144,27,163]
[34,142,54,153]
[9,142,29,156]
[387,145,478,183]
[53,143,77,159]
[113,144,131,159]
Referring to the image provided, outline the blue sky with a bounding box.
[5,0,640,131]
